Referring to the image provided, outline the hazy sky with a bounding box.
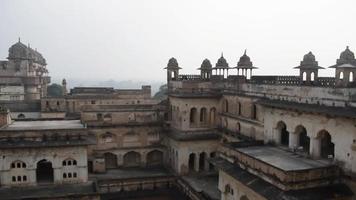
[0,0,356,83]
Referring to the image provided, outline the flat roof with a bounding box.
[237,146,332,171]
[1,120,84,131]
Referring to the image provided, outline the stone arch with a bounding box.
[36,159,54,184]
[123,151,141,167]
[146,150,163,167]
[311,72,315,81]
[294,125,310,153]
[316,130,335,159]
[104,152,117,169]
[11,160,26,169]
[350,72,354,82]
[200,107,207,124]
[209,107,216,126]
[62,158,77,166]
[199,152,206,171]
[276,121,289,146]
[188,153,195,172]
[190,107,198,125]
[100,132,116,143]
[302,72,307,81]
[17,113,25,119]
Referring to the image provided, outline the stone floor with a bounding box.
[0,181,96,200]
[182,173,220,200]
[89,167,172,180]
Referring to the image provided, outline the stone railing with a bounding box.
[178,74,203,81]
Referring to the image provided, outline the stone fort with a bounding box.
[0,40,356,200]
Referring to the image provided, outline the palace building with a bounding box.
[0,40,356,200]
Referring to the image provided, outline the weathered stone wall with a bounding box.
[0,146,88,186]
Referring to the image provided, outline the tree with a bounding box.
[153,84,168,100]
[47,83,63,97]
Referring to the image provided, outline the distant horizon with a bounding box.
[1,0,356,82]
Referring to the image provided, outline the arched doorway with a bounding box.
[199,152,206,171]
[318,130,335,159]
[277,121,289,146]
[36,159,54,184]
[104,152,118,169]
[146,150,163,167]
[296,126,310,153]
[189,153,195,172]
[123,151,141,167]
[190,108,197,126]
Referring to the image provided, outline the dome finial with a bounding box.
[221,52,224,57]
[347,46,349,49]
[244,49,247,55]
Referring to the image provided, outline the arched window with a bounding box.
[238,102,242,115]
[11,161,26,169]
[340,72,344,80]
[277,121,289,146]
[190,108,197,125]
[200,107,207,124]
[62,158,77,166]
[317,130,334,159]
[349,72,354,82]
[97,113,103,121]
[311,72,315,81]
[302,72,307,81]
[252,104,257,120]
[223,99,229,113]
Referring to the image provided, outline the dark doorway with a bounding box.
[188,153,195,172]
[104,152,118,169]
[299,128,310,153]
[36,159,54,184]
[278,122,289,146]
[199,152,206,171]
[319,131,335,159]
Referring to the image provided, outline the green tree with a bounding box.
[47,83,63,97]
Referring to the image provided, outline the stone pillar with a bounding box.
[311,137,321,158]
[273,128,281,145]
[141,152,147,167]
[289,132,299,149]
[117,154,123,166]
[194,153,199,172]
[204,154,210,171]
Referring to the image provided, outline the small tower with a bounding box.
[198,59,212,79]
[329,46,356,87]
[235,50,257,79]
[62,78,67,96]
[164,57,181,82]
[294,52,323,85]
[213,53,230,78]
